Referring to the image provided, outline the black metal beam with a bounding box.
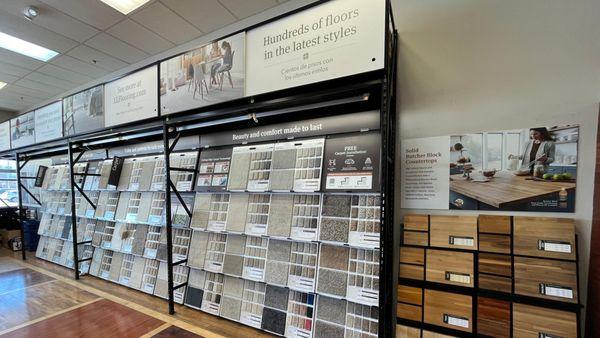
[73,183,97,210]
[168,179,192,218]
[172,282,188,291]
[15,154,26,260]
[19,183,41,206]
[162,121,176,315]
[67,143,81,280]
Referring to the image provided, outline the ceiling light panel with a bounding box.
[100,0,152,15]
[0,82,6,91]
[0,32,58,62]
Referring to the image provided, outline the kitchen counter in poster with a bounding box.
[450,171,575,212]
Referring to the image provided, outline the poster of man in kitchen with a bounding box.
[401,124,578,212]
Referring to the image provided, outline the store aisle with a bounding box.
[0,250,272,338]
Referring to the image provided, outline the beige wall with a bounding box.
[393,0,600,328]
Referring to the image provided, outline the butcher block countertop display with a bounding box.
[450,171,575,208]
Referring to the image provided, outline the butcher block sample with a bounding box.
[426,249,474,288]
[397,285,422,322]
[478,215,511,234]
[430,215,478,250]
[404,214,429,231]
[477,297,510,338]
[514,216,576,260]
[399,246,425,280]
[424,289,472,333]
[513,303,577,338]
[514,256,578,303]
[478,253,512,293]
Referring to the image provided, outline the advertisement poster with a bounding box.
[10,111,35,148]
[0,121,10,151]
[322,132,381,191]
[400,136,450,210]
[196,148,232,192]
[63,85,104,136]
[104,66,158,127]
[34,101,63,143]
[401,125,578,212]
[160,32,245,115]
[246,0,385,96]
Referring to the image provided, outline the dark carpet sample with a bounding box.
[261,307,287,335]
[264,284,289,311]
[319,218,349,243]
[321,195,351,217]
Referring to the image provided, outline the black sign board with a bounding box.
[322,132,381,192]
[107,156,124,187]
[34,166,48,187]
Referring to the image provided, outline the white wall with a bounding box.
[393,0,600,327]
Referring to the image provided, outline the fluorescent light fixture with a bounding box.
[0,82,6,91]
[0,32,58,62]
[100,0,151,15]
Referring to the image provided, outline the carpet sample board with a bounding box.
[291,194,320,241]
[226,194,249,233]
[317,269,348,297]
[261,307,286,335]
[245,194,270,236]
[191,193,211,230]
[228,150,252,191]
[264,285,289,311]
[207,193,230,231]
[319,244,350,271]
[269,145,296,191]
[314,320,345,338]
[187,231,209,269]
[316,295,347,325]
[267,194,293,237]
[319,218,350,243]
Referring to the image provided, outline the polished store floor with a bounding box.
[0,249,274,338]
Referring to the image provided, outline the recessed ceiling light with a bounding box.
[100,0,151,15]
[0,32,58,62]
[0,82,6,91]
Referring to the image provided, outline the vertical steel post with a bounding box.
[15,154,26,260]
[162,121,176,315]
[68,142,80,279]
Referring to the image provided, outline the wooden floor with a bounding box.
[0,248,275,338]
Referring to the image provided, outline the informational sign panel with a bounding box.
[10,111,35,148]
[322,132,381,191]
[400,136,450,210]
[104,66,158,127]
[246,0,385,96]
[34,101,63,143]
[107,156,124,187]
[160,32,246,115]
[0,121,10,151]
[63,85,104,136]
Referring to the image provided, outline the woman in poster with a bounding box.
[512,127,556,174]
[209,41,223,85]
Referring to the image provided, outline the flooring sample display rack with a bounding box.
[397,214,583,338]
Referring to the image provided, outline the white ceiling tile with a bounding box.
[36,64,93,84]
[50,55,108,78]
[85,33,148,63]
[23,72,77,90]
[38,0,125,30]
[219,0,278,19]
[0,0,99,42]
[131,2,203,44]
[13,78,64,96]
[107,19,174,55]
[0,72,20,84]
[0,11,77,53]
[67,44,129,72]
[2,85,53,100]
[0,91,39,106]
[0,49,44,70]
[161,0,236,33]
[0,99,27,111]
[0,61,31,77]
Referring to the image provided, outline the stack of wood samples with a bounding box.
[398,214,580,338]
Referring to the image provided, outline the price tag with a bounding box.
[443,314,469,328]
[449,236,474,247]
[539,240,572,253]
[445,271,471,284]
[540,283,574,299]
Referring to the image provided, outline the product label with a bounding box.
[125,213,138,222]
[288,275,315,293]
[121,243,132,254]
[449,236,474,247]
[204,261,223,273]
[538,333,562,338]
[347,286,378,306]
[291,228,318,241]
[85,210,95,218]
[443,314,469,328]
[243,267,265,281]
[538,240,572,253]
[539,283,574,299]
[348,231,380,249]
[246,224,267,236]
[445,271,471,284]
[119,276,130,285]
[207,221,226,232]
[201,301,220,316]
[148,215,163,225]
[104,211,115,220]
[144,249,157,259]
[241,312,263,329]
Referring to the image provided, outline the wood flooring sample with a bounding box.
[513,303,577,338]
[430,215,478,250]
[426,249,474,287]
[514,256,578,303]
[424,289,472,333]
[404,214,429,231]
[477,297,510,338]
[514,216,576,260]
[478,215,511,234]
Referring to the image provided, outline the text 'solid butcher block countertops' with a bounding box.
[513,216,576,260]
[429,215,478,250]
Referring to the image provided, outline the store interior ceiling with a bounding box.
[0,0,293,114]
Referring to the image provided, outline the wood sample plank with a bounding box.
[477,297,510,338]
[478,253,511,276]
[430,215,478,250]
[423,331,457,338]
[479,234,511,254]
[514,256,578,303]
[397,285,422,305]
[478,215,511,234]
[513,216,576,260]
[426,249,474,287]
[404,214,429,231]
[424,289,472,333]
[403,231,428,246]
[396,324,421,338]
[513,303,577,338]
[397,303,423,322]
[400,247,425,265]
[399,264,424,280]
[478,274,511,293]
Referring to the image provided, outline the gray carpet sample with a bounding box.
[227,152,251,190]
[319,218,350,243]
[319,244,349,270]
[317,269,348,297]
[267,194,293,237]
[316,296,347,325]
[261,308,286,335]
[264,284,289,311]
[187,231,209,269]
[270,148,296,191]
[222,254,244,276]
[131,225,148,256]
[128,256,146,290]
[314,320,345,338]
[191,193,211,230]
[185,287,204,309]
[226,194,249,232]
[108,252,124,282]
[223,275,245,298]
[220,297,242,321]
[321,195,351,217]
[156,243,168,261]
[267,239,292,261]
[225,234,246,255]
[265,261,289,286]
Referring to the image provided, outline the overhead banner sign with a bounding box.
[0,121,10,151]
[10,111,35,148]
[246,0,385,96]
[104,66,158,127]
[160,32,246,115]
[35,101,63,143]
[63,85,104,136]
